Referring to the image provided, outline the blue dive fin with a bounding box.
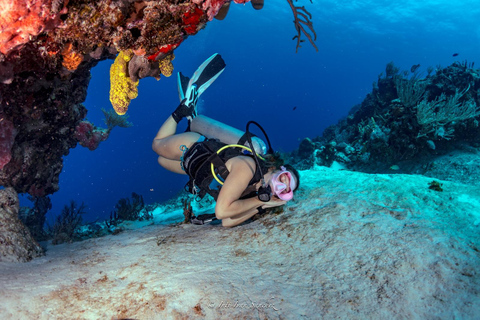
[177,53,226,104]
[188,53,226,97]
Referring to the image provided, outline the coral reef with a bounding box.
[213,0,264,21]
[194,0,236,21]
[128,54,161,82]
[73,108,131,150]
[101,108,133,132]
[109,50,139,115]
[74,120,109,151]
[183,6,205,33]
[0,34,119,196]
[0,118,17,170]
[113,192,148,221]
[0,0,234,198]
[105,210,120,229]
[61,42,84,71]
[48,200,87,245]
[0,0,66,56]
[290,61,480,173]
[0,0,315,200]
[18,196,52,242]
[428,180,443,192]
[287,0,318,52]
[159,53,175,77]
[0,187,44,262]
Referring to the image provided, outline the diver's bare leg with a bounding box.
[154,115,178,140]
[157,157,187,175]
[152,115,200,160]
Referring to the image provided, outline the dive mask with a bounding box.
[271,166,296,201]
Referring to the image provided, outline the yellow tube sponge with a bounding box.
[109,50,139,115]
[159,54,175,77]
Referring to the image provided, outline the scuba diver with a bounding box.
[152,53,300,227]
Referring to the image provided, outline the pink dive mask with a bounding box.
[271,166,297,201]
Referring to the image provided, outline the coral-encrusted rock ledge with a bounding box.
[0,188,44,262]
[0,168,479,319]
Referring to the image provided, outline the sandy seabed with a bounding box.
[1,167,479,319]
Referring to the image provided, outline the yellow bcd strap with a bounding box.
[211,144,266,185]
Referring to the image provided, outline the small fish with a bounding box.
[453,53,459,57]
[410,64,420,73]
[389,165,400,171]
[293,106,297,111]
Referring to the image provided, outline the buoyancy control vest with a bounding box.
[182,138,268,201]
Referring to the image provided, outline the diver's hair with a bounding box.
[263,152,285,170]
[263,153,300,191]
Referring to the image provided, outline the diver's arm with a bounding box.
[219,197,285,227]
[215,157,285,227]
[215,198,263,227]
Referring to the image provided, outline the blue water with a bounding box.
[31,1,479,223]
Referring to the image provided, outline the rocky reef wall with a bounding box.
[0,0,239,197]
[0,187,44,262]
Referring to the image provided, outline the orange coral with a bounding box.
[0,0,65,55]
[61,43,84,71]
[133,48,146,56]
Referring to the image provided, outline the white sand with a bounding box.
[1,167,479,319]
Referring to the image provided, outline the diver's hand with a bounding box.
[261,198,286,209]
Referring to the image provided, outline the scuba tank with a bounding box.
[190,115,268,155]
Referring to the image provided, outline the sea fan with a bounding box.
[102,108,133,132]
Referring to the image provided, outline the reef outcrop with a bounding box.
[0,0,249,197]
[0,187,44,262]
[291,61,480,176]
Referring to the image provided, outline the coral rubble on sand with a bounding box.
[0,168,478,318]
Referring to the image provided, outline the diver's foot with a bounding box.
[171,93,197,123]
